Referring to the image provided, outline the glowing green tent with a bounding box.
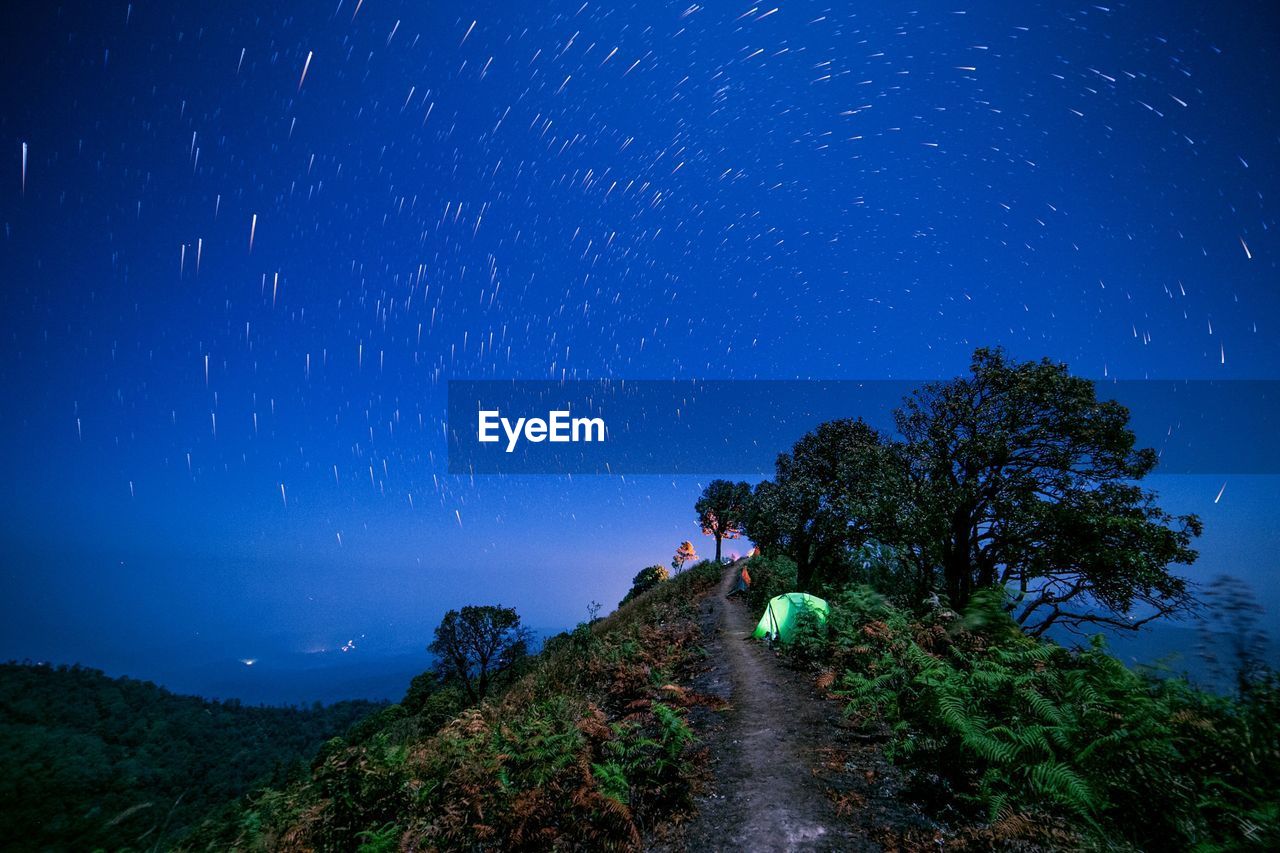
[752,592,829,643]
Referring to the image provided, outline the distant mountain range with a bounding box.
[76,620,1271,707]
[152,648,434,706]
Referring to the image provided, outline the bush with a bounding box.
[843,542,925,611]
[832,584,1280,850]
[592,702,697,814]
[401,670,440,714]
[345,704,408,745]
[744,553,798,613]
[786,606,830,668]
[417,684,468,732]
[682,558,725,588]
[620,564,670,606]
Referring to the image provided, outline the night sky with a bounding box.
[1,1,1278,702]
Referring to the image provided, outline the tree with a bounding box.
[744,418,899,591]
[428,605,531,702]
[741,349,1201,636]
[893,347,1201,635]
[671,541,698,573]
[695,480,752,563]
[621,564,669,605]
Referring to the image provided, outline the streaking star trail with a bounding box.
[0,0,1277,698]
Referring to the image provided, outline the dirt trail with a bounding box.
[654,564,879,852]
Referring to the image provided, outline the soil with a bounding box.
[650,562,936,852]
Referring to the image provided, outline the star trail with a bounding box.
[0,0,1277,700]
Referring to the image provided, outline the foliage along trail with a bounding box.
[657,562,918,852]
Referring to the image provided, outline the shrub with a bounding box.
[682,558,724,588]
[355,823,401,853]
[744,553,798,613]
[592,702,697,814]
[416,684,468,732]
[833,584,1280,850]
[345,704,408,745]
[786,606,831,668]
[401,670,440,714]
[620,564,670,606]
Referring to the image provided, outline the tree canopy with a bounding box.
[745,418,898,591]
[671,540,699,572]
[428,605,531,702]
[895,348,1200,634]
[0,663,378,852]
[744,348,1201,635]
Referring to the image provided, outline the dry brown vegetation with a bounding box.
[185,561,725,852]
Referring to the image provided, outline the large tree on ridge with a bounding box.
[695,479,752,563]
[739,348,1201,636]
[893,347,1201,634]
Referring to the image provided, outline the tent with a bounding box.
[752,592,829,643]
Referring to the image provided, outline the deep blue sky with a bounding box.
[1,0,1277,701]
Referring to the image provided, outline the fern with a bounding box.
[355,823,401,853]
[831,583,1280,850]
[591,761,631,805]
[1027,761,1095,819]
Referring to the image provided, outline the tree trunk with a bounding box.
[945,510,974,610]
[796,554,814,592]
[714,533,722,564]
[944,555,970,611]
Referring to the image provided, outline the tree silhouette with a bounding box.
[695,479,752,563]
[742,348,1201,635]
[745,418,895,591]
[895,348,1200,634]
[1199,574,1271,695]
[428,605,531,702]
[621,564,669,605]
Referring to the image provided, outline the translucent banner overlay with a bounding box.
[447,380,1280,475]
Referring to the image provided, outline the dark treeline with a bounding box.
[0,662,381,851]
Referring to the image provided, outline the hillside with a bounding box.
[8,556,1276,852]
[173,555,1279,852]
[0,663,381,851]
[9,354,1280,851]
[181,561,728,850]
